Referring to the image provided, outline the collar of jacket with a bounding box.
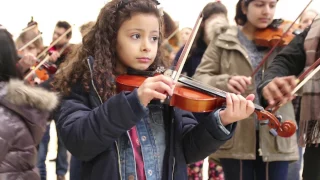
[214,26,251,61]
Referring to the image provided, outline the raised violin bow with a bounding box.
[24,26,73,81]
[24,44,69,81]
[21,24,37,34]
[166,12,203,82]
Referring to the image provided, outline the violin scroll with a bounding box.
[255,110,296,138]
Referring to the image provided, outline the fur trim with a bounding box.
[205,15,229,42]
[4,79,59,111]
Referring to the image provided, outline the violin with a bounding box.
[115,11,297,138]
[254,19,300,47]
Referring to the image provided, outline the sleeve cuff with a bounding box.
[194,109,236,141]
[214,109,232,135]
[125,89,149,119]
[257,79,273,108]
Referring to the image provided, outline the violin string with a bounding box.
[178,74,228,95]
[177,74,266,111]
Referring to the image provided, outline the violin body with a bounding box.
[25,59,56,84]
[25,68,49,85]
[254,19,300,47]
[41,62,57,74]
[116,75,226,113]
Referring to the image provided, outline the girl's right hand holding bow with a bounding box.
[137,75,175,107]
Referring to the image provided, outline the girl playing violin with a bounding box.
[193,0,299,179]
[52,0,255,179]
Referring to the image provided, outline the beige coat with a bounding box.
[193,26,299,162]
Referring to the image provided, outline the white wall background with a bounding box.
[0,0,319,46]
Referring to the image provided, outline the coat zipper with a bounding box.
[172,157,175,180]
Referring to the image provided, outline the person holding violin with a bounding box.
[179,27,192,45]
[46,21,73,70]
[173,1,229,179]
[15,30,43,79]
[258,14,320,180]
[51,0,256,179]
[193,0,299,179]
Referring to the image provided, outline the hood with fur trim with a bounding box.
[0,79,59,143]
[205,15,229,43]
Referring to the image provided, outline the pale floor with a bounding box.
[47,121,70,180]
[45,121,303,180]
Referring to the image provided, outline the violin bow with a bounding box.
[169,12,203,82]
[21,24,37,34]
[292,60,320,95]
[24,44,69,80]
[251,0,313,77]
[24,25,73,81]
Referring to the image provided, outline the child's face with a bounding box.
[16,42,39,57]
[245,0,277,29]
[180,28,192,44]
[299,11,317,30]
[116,13,160,71]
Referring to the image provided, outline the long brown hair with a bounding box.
[53,0,163,101]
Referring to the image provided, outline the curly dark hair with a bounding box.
[53,0,163,101]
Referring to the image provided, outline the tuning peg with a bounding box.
[259,120,269,125]
[269,128,278,136]
[276,115,282,122]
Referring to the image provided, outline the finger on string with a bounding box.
[151,90,167,100]
[226,93,232,110]
[231,93,239,113]
[180,74,227,93]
